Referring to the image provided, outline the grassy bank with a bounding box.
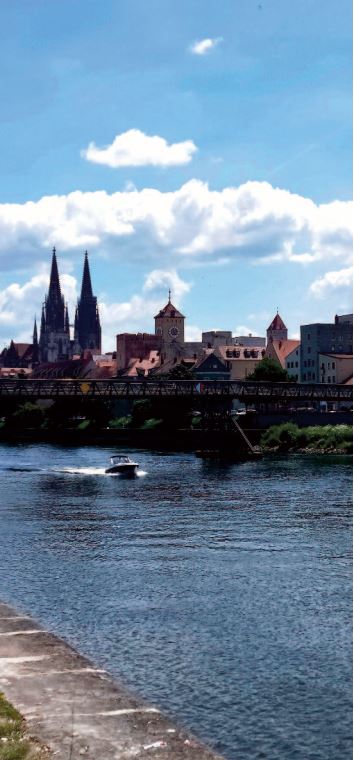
[261,423,353,454]
[0,694,49,759]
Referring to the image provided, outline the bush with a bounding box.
[77,419,91,430]
[141,418,163,429]
[10,402,45,429]
[108,416,132,429]
[261,423,353,453]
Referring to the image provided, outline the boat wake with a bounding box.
[61,466,109,476]
[60,466,147,477]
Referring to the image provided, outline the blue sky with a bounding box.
[0,0,352,351]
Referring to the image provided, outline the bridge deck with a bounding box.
[0,378,352,402]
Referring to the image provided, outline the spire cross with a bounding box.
[168,289,171,302]
[53,246,56,255]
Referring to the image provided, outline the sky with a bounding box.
[0,0,352,352]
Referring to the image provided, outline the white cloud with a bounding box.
[0,180,351,273]
[309,266,353,298]
[0,269,78,350]
[143,269,191,303]
[185,325,202,341]
[189,37,223,55]
[233,325,257,336]
[82,129,197,168]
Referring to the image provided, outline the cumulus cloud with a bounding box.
[185,325,202,341]
[0,180,351,273]
[189,37,223,55]
[309,266,353,298]
[82,129,197,168]
[143,269,191,302]
[0,269,78,349]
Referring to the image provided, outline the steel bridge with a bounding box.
[0,378,352,403]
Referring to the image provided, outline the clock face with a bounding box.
[169,326,179,338]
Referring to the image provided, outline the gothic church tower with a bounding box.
[39,248,72,362]
[74,252,101,353]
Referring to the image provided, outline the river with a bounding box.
[0,442,352,759]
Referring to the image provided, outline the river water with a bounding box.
[0,442,351,759]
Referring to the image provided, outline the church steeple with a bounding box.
[48,247,62,301]
[32,316,39,364]
[81,251,93,299]
[33,316,38,343]
[65,304,70,335]
[74,251,101,353]
[38,248,72,363]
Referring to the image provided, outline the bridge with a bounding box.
[0,378,352,403]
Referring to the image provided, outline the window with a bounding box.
[307,333,310,340]
[332,362,335,370]
[307,347,311,353]
[304,360,307,367]
[327,362,330,369]
[295,361,298,368]
[332,376,336,383]
[327,377,331,383]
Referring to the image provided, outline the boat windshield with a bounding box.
[110,455,130,463]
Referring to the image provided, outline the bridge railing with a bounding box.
[0,378,352,402]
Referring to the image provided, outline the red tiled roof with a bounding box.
[265,339,300,368]
[122,351,161,377]
[154,301,184,319]
[267,313,287,331]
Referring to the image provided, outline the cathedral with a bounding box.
[37,248,101,363]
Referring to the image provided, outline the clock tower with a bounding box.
[154,292,185,359]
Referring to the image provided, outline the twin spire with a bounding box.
[36,247,101,360]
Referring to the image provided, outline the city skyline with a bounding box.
[0,0,352,352]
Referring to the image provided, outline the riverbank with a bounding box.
[0,422,352,456]
[0,692,50,759]
[260,422,353,454]
[0,602,223,760]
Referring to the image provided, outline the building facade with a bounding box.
[318,353,353,385]
[300,314,353,382]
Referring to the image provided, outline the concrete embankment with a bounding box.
[0,602,223,760]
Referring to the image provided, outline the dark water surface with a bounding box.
[0,443,352,759]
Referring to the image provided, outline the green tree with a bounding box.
[10,402,45,429]
[247,357,290,382]
[166,363,195,380]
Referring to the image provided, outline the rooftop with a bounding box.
[154,292,184,319]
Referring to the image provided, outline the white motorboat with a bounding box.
[105,454,139,475]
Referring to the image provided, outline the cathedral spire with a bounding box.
[32,316,39,364]
[74,251,101,353]
[33,316,38,343]
[48,246,62,299]
[80,251,93,299]
[65,304,70,335]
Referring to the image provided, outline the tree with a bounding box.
[247,357,290,382]
[166,363,195,380]
[10,402,45,429]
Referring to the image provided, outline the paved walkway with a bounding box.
[0,602,223,759]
